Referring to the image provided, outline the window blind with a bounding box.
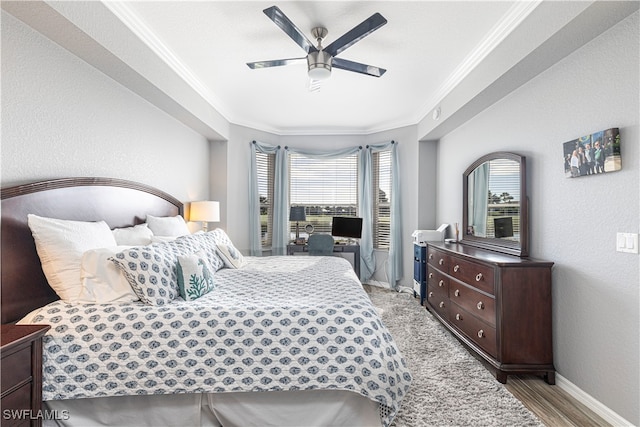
[289,154,358,235]
[256,151,275,246]
[373,150,392,249]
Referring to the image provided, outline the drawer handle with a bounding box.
[428,272,433,279]
[454,289,460,297]
[455,313,462,321]
[439,301,445,308]
[477,301,484,310]
[438,280,445,287]
[438,259,445,266]
[429,254,434,260]
[475,273,483,282]
[477,329,484,338]
[453,265,460,273]
[428,292,434,298]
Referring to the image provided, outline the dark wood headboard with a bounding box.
[1,177,183,324]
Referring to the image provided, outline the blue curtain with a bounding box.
[471,163,489,237]
[248,142,262,256]
[364,141,403,288]
[249,140,401,285]
[358,148,375,282]
[272,147,289,255]
[248,141,288,256]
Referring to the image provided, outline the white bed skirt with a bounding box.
[43,390,382,427]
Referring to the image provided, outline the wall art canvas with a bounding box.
[563,128,621,178]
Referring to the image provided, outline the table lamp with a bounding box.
[190,201,220,232]
[289,206,306,241]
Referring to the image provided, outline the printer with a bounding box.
[412,224,448,244]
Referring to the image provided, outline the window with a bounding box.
[256,148,393,249]
[372,150,392,249]
[289,153,358,236]
[256,151,275,247]
[485,158,520,238]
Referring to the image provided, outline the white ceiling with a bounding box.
[6,1,636,138]
[111,1,521,135]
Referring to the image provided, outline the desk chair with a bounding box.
[307,234,335,256]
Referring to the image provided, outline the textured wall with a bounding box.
[436,12,639,425]
[1,12,210,204]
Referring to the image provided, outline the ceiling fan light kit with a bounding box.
[307,50,332,80]
[247,6,387,82]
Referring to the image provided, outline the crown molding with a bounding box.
[415,0,542,124]
[102,1,233,124]
[102,0,541,137]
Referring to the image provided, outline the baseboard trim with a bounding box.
[556,373,634,426]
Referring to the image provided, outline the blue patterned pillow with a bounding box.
[181,233,225,271]
[110,234,223,305]
[216,244,246,269]
[209,228,234,246]
[177,252,215,301]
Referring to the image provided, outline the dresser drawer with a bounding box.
[2,382,31,427]
[427,290,449,319]
[427,278,448,302]
[2,381,31,410]
[1,346,32,393]
[449,306,497,357]
[449,283,496,326]
[427,265,448,291]
[427,247,448,270]
[449,257,495,295]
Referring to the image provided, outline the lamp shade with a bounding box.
[289,206,306,222]
[190,201,220,222]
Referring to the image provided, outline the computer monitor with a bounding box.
[331,216,363,239]
[494,217,514,238]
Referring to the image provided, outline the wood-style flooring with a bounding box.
[506,375,611,427]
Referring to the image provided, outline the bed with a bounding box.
[1,177,411,427]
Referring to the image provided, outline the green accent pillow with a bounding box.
[177,251,215,301]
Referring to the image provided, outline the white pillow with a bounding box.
[78,247,139,304]
[27,214,118,303]
[216,244,246,269]
[112,223,153,245]
[146,215,190,237]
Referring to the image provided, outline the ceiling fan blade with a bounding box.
[263,6,318,54]
[324,12,387,57]
[332,57,386,77]
[247,57,306,69]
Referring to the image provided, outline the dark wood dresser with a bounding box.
[1,324,51,427]
[425,242,555,384]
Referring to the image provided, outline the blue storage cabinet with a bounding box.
[413,243,427,305]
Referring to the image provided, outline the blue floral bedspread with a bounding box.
[20,256,411,426]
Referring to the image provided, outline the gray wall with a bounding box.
[435,12,639,425]
[1,12,210,207]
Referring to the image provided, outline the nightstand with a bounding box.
[1,324,50,427]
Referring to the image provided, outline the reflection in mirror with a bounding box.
[467,158,520,240]
[462,152,527,257]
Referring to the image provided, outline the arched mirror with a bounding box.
[462,152,528,257]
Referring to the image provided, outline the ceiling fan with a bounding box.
[247,6,387,82]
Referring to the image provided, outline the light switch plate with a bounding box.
[616,232,639,254]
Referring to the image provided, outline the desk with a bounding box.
[287,243,360,279]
